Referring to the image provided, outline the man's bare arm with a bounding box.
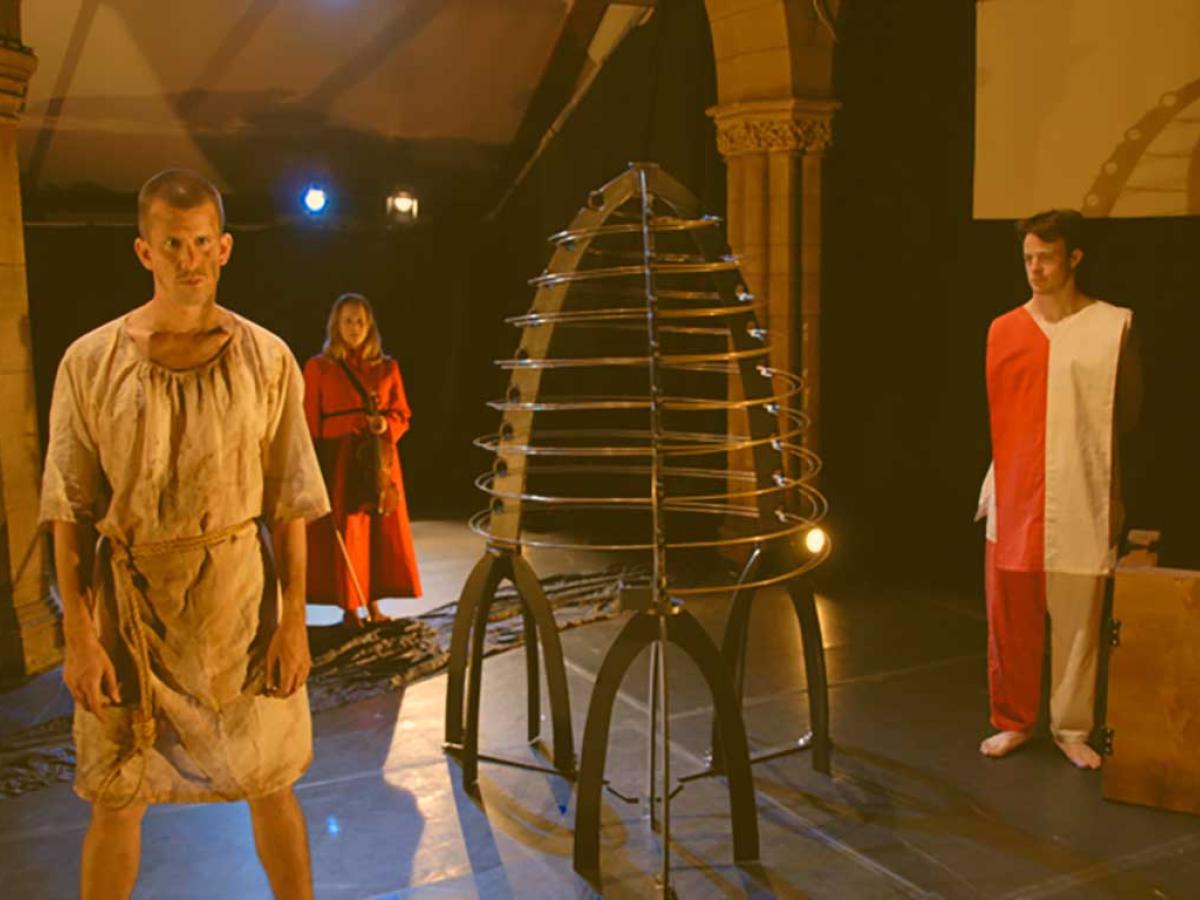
[266,518,311,697]
[53,520,120,714]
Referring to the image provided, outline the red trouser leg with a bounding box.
[985,541,1045,733]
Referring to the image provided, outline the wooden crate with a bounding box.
[1103,560,1200,816]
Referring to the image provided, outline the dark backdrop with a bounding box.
[24,0,724,519]
[24,220,477,514]
[24,0,1199,592]
[823,0,1200,590]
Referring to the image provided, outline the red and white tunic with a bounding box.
[980,300,1131,575]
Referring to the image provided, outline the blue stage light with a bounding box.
[303,186,328,214]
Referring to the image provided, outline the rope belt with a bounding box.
[319,406,368,420]
[319,406,403,422]
[96,518,257,808]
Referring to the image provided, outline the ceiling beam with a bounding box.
[176,0,282,121]
[23,0,99,193]
[493,0,613,195]
[304,0,443,113]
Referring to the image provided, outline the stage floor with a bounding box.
[1,520,1198,897]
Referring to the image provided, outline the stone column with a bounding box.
[710,97,836,457]
[0,8,58,679]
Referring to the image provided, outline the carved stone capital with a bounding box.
[0,42,36,122]
[708,97,840,158]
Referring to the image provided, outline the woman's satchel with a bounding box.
[336,359,400,516]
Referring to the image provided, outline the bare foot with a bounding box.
[366,601,391,624]
[980,730,1033,758]
[1055,739,1102,770]
[342,609,364,630]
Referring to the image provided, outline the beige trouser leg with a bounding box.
[1045,572,1106,743]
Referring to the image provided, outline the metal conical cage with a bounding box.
[472,162,829,595]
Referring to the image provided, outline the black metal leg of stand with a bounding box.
[574,613,651,879]
[647,639,660,831]
[450,551,576,789]
[672,609,760,864]
[510,554,576,775]
[711,547,764,773]
[574,609,759,881]
[461,555,504,790]
[523,598,541,745]
[787,577,831,774]
[444,554,502,748]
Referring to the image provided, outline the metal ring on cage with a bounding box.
[487,377,805,413]
[481,453,821,490]
[496,345,770,370]
[643,359,796,379]
[470,502,824,552]
[529,286,730,304]
[482,460,821,486]
[507,304,754,328]
[477,436,825,487]
[517,322,739,337]
[529,259,740,287]
[475,466,818,507]
[523,323,738,337]
[477,456,823,490]
[653,488,828,524]
[547,215,722,246]
[489,486,830,522]
[503,414,814,440]
[575,250,737,265]
[474,413,814,459]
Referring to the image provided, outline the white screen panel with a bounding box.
[974,0,1200,219]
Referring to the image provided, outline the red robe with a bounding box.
[303,352,422,608]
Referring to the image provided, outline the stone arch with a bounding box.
[705,0,836,105]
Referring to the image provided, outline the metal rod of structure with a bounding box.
[333,526,369,611]
[637,166,673,897]
[647,639,660,832]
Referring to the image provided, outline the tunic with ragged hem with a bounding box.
[39,313,330,804]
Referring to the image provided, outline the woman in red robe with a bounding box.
[304,293,422,627]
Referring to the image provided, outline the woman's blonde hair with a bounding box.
[323,292,383,361]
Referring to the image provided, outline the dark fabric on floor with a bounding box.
[0,566,644,799]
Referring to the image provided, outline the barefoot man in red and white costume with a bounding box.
[977,209,1140,769]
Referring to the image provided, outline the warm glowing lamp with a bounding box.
[804,527,828,554]
[386,189,419,223]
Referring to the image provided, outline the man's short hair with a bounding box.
[1016,209,1085,256]
[137,169,226,238]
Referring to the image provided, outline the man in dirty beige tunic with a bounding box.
[40,170,330,899]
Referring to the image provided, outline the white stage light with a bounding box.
[386,189,419,223]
